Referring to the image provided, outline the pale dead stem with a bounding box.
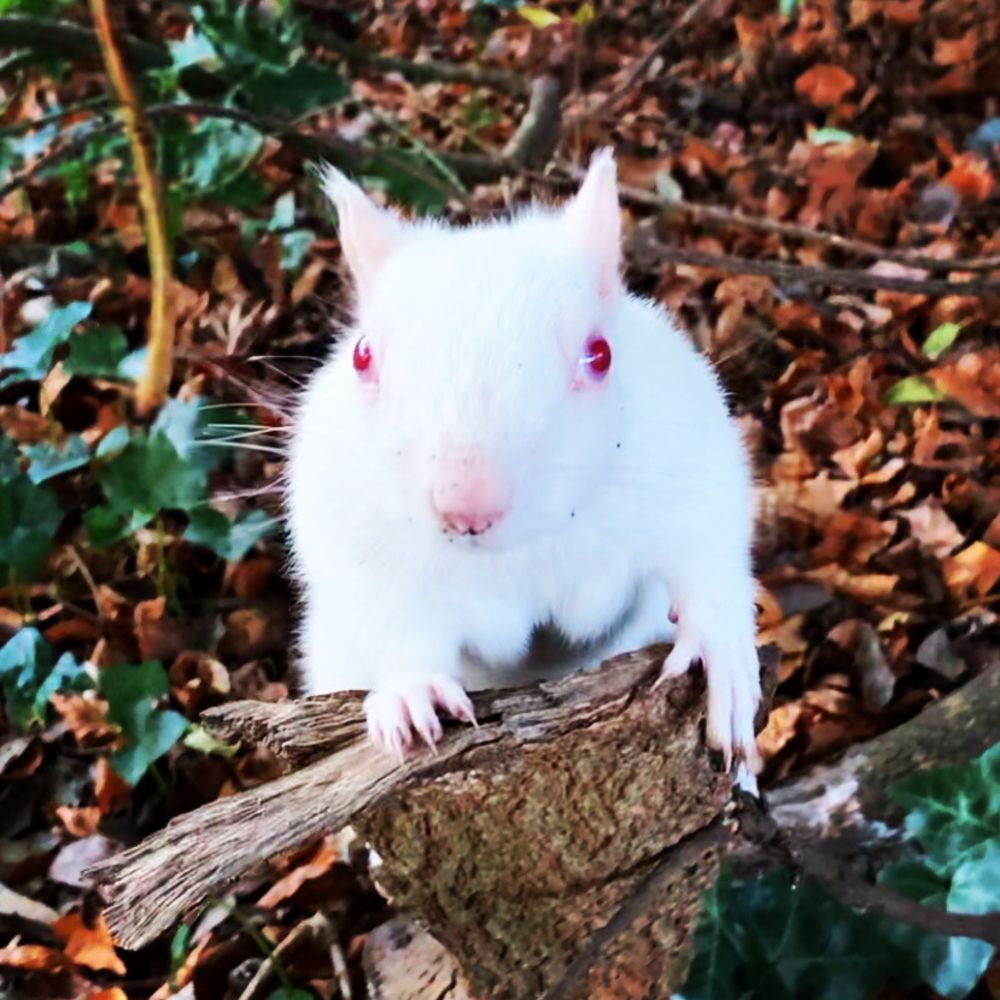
[87,0,174,414]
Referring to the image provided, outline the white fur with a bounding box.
[286,151,761,771]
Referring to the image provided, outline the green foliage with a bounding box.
[99,661,189,785]
[921,322,962,360]
[879,743,1000,997]
[25,435,90,484]
[681,742,1000,1000]
[681,868,913,1000]
[0,628,92,729]
[0,300,92,387]
[884,376,947,405]
[0,448,63,584]
[63,326,131,377]
[87,430,206,547]
[184,507,279,561]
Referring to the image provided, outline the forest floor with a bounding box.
[0,0,998,997]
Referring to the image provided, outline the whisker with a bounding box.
[193,441,287,457]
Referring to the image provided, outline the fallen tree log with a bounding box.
[86,650,1000,999]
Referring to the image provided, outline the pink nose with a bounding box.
[431,454,510,536]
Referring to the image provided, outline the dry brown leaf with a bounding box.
[899,500,965,558]
[94,755,130,814]
[0,942,71,973]
[794,64,856,108]
[50,693,115,747]
[929,350,1000,419]
[52,910,126,975]
[805,563,900,602]
[757,701,807,761]
[54,805,102,839]
[943,542,1000,598]
[258,837,341,909]
[941,152,995,203]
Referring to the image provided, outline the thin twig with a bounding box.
[636,240,1000,298]
[236,912,330,1000]
[644,192,1000,274]
[799,849,1000,947]
[88,0,175,413]
[590,0,714,117]
[0,95,110,137]
[310,27,527,94]
[0,13,527,94]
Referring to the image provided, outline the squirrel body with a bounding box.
[287,151,761,770]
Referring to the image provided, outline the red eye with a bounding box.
[353,336,375,379]
[581,334,611,379]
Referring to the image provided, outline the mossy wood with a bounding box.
[86,652,1000,999]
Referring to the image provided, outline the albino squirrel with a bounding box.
[287,149,761,779]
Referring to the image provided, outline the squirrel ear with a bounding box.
[320,163,403,295]
[563,148,622,301]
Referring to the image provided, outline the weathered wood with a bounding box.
[90,647,727,955]
[87,653,1000,999]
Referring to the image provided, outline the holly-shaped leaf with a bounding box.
[99,661,189,785]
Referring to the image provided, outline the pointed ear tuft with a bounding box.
[563,148,621,301]
[319,163,403,296]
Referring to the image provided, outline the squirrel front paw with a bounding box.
[655,620,762,777]
[364,675,476,762]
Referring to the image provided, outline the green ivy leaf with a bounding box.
[243,60,347,116]
[99,661,189,785]
[682,868,914,1000]
[184,507,278,560]
[0,473,63,584]
[24,435,90,484]
[0,628,91,729]
[883,376,947,405]
[0,434,21,480]
[0,301,92,387]
[921,322,962,360]
[63,326,130,377]
[98,430,207,522]
[888,743,1000,871]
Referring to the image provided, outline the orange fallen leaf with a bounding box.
[943,542,1000,598]
[0,942,71,972]
[50,692,115,747]
[805,564,900,603]
[94,755,131,814]
[55,805,102,838]
[258,837,342,909]
[52,910,126,975]
[928,350,1000,418]
[933,33,977,66]
[941,152,995,203]
[794,64,856,109]
[758,701,807,761]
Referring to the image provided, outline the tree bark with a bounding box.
[86,652,1000,999]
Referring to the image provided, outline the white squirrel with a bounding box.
[286,149,761,776]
